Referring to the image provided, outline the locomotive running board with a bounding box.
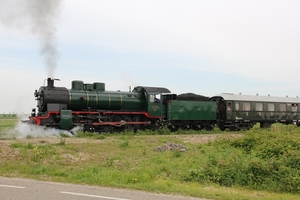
[92,121,151,127]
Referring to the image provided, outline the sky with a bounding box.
[0,0,300,114]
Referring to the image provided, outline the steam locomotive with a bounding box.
[27,78,300,133]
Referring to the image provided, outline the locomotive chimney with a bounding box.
[47,78,54,88]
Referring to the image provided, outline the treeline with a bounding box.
[0,114,17,118]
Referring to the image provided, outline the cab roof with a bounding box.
[133,86,171,94]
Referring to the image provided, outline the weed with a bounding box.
[142,148,147,156]
[60,133,70,138]
[106,158,114,168]
[58,138,66,145]
[32,146,46,162]
[96,135,105,140]
[119,140,129,148]
[26,142,34,149]
[172,150,182,158]
[10,142,24,148]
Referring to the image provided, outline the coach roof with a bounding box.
[211,93,300,103]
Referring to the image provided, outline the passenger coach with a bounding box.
[210,93,300,131]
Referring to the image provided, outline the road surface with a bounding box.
[0,177,207,200]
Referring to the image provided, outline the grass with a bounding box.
[0,119,300,200]
[0,118,18,139]
[0,119,17,130]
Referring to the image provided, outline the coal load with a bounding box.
[177,93,209,101]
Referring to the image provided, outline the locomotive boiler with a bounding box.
[35,78,145,113]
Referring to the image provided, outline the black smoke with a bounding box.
[0,0,62,78]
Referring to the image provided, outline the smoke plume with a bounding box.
[0,0,62,78]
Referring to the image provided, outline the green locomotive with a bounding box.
[29,78,216,132]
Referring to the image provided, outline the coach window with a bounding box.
[227,102,232,111]
[243,102,250,111]
[292,104,298,112]
[256,103,263,111]
[268,103,275,111]
[235,102,240,110]
[256,103,263,116]
[280,104,287,112]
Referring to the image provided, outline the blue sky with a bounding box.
[1,0,300,114]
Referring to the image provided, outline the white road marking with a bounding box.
[0,184,25,189]
[60,191,132,200]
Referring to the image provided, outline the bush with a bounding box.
[184,125,300,193]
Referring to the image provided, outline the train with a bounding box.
[27,78,300,133]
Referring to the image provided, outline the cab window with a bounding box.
[149,95,155,102]
[149,94,161,103]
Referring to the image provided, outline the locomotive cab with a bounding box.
[147,93,164,117]
[132,86,171,118]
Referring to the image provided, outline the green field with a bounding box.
[0,118,18,135]
[1,119,300,200]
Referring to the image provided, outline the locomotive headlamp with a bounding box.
[34,90,38,97]
[31,108,36,117]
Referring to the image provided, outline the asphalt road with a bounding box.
[0,177,207,200]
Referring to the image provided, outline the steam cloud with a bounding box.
[1,118,79,139]
[0,0,62,78]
